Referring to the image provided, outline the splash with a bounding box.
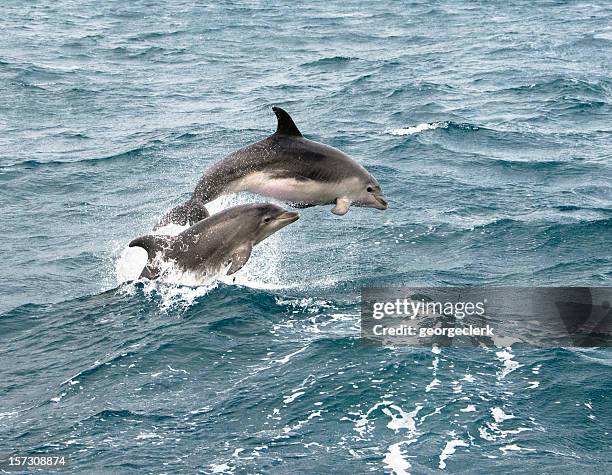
[115,220,190,284]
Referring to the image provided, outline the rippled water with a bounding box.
[1,1,611,473]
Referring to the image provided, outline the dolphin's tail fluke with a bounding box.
[128,234,172,280]
[155,198,209,230]
[129,235,167,259]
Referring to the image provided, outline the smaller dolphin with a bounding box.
[130,203,299,280]
[159,106,387,226]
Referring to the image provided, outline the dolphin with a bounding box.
[130,203,299,280]
[159,106,387,226]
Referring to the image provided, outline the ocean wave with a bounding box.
[2,145,153,170]
[501,77,611,97]
[11,63,80,82]
[496,77,612,118]
[119,279,221,311]
[127,30,185,41]
[85,409,176,423]
[108,45,187,60]
[476,157,585,170]
[536,218,611,248]
[394,120,606,166]
[300,56,357,68]
[542,98,609,115]
[387,118,608,151]
[409,212,611,236]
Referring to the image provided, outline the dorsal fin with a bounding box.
[272,106,302,137]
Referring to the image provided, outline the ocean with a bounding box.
[1,1,611,473]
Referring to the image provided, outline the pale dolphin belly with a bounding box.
[231,172,341,204]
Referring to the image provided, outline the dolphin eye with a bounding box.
[367,186,373,193]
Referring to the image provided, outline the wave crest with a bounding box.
[385,121,449,136]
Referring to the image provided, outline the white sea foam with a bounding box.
[425,378,440,392]
[281,410,322,435]
[384,442,414,475]
[495,349,522,379]
[439,438,469,469]
[209,462,233,473]
[283,391,305,405]
[499,444,536,455]
[382,404,422,432]
[386,122,448,136]
[135,432,162,440]
[479,424,531,442]
[350,400,422,442]
[274,344,310,365]
[491,407,515,423]
[50,392,67,403]
[478,406,531,443]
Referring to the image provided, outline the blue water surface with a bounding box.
[1,1,611,473]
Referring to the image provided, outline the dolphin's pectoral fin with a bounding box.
[331,198,352,216]
[272,106,303,137]
[227,243,253,275]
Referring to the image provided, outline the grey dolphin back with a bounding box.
[188,107,305,207]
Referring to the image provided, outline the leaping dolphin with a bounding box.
[158,107,387,227]
[132,203,299,280]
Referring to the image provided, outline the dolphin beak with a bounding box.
[276,211,300,224]
[375,195,388,210]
